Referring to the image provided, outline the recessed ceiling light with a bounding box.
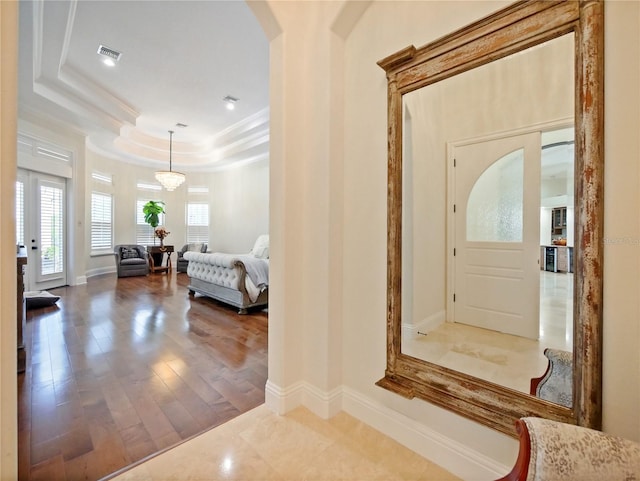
[97,44,122,67]
[223,95,238,110]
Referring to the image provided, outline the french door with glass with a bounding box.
[17,169,68,291]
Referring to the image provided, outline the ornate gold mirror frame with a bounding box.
[377,0,603,436]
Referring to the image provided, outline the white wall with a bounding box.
[208,160,270,253]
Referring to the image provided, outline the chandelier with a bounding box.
[155,130,185,191]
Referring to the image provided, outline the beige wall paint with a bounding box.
[601,0,640,442]
[263,1,346,411]
[0,2,18,478]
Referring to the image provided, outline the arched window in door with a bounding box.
[466,148,524,242]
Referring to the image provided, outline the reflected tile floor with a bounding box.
[107,405,461,481]
[403,271,573,394]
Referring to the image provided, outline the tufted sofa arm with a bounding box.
[184,252,243,268]
[497,417,640,481]
[184,252,246,290]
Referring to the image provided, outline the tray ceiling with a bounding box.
[18,0,270,171]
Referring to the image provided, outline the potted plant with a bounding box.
[142,200,166,266]
[142,200,165,231]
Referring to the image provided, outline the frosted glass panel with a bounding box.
[467,149,523,242]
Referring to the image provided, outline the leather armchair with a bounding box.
[176,243,208,273]
[114,245,149,277]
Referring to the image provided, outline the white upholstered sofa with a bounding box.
[184,235,269,314]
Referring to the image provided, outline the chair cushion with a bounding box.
[121,258,147,266]
[120,246,141,259]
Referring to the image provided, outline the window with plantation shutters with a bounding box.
[186,203,209,243]
[16,180,24,246]
[91,192,112,251]
[136,199,164,245]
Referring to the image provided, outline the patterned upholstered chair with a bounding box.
[176,243,208,273]
[497,417,640,481]
[114,245,149,277]
[530,348,573,408]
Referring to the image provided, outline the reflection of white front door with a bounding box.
[18,169,68,291]
[453,133,540,339]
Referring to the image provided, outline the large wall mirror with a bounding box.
[377,0,603,436]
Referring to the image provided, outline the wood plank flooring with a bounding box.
[18,272,268,481]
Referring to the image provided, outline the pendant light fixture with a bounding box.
[155,130,185,191]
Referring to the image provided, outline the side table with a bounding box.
[147,245,174,273]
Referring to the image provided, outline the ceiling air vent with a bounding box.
[97,45,122,64]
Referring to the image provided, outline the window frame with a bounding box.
[90,191,113,253]
[186,202,209,244]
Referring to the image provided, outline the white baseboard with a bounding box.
[265,380,341,419]
[85,266,116,278]
[265,380,304,415]
[74,275,87,285]
[265,379,508,481]
[402,310,446,340]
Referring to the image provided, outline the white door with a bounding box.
[453,133,540,339]
[18,169,68,291]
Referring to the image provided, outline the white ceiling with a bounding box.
[18,0,270,171]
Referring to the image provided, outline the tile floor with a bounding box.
[107,405,461,481]
[403,271,573,394]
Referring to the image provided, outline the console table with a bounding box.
[147,245,174,273]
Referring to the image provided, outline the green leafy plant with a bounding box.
[142,200,165,228]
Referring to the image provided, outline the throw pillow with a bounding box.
[121,247,140,259]
[24,291,60,309]
[188,243,204,253]
[251,235,269,259]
